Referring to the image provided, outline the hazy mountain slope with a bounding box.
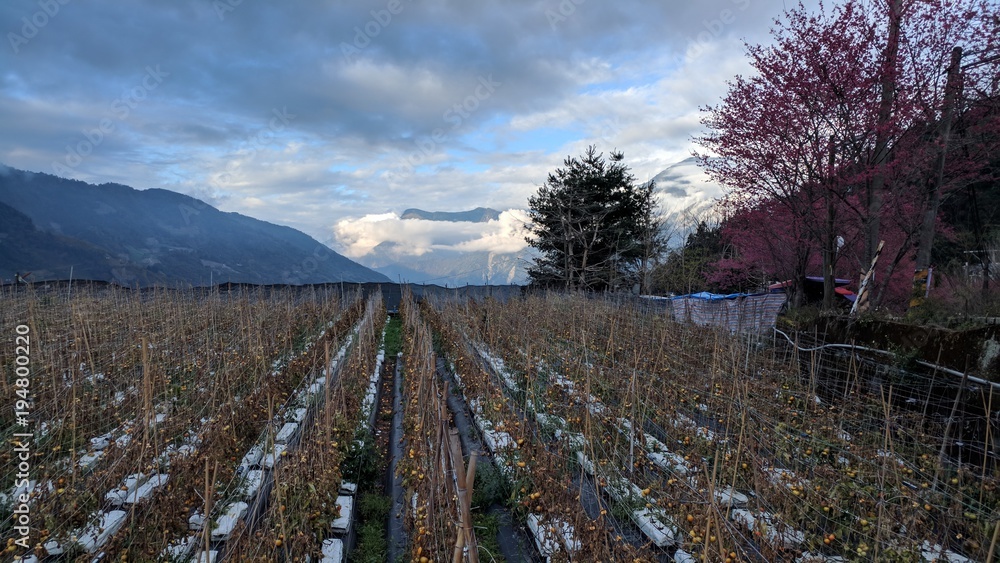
[0,201,117,282]
[362,240,530,285]
[400,207,501,222]
[357,207,531,286]
[0,167,389,286]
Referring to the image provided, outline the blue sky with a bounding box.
[1,0,797,257]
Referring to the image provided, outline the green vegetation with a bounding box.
[383,315,403,356]
[650,220,728,295]
[471,460,510,509]
[473,513,506,563]
[351,493,391,563]
[526,146,662,292]
[343,429,382,487]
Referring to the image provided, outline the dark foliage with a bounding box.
[526,146,658,292]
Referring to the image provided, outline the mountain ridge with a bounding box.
[0,167,389,286]
[400,207,501,223]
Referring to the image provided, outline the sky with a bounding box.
[0,0,796,258]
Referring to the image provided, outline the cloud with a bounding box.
[333,209,530,258]
[0,0,806,246]
[652,156,724,216]
[451,209,531,253]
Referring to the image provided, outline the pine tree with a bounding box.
[526,146,660,291]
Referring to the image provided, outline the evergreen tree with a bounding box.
[526,146,660,291]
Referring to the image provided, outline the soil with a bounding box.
[438,357,539,562]
[387,355,408,562]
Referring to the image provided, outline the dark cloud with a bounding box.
[0,0,793,246]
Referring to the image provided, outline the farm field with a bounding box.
[2,286,997,562]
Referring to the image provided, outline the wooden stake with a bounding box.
[982,387,994,506]
[202,459,218,557]
[450,430,478,562]
[986,519,1000,563]
[465,452,479,563]
[934,357,970,490]
[324,340,331,431]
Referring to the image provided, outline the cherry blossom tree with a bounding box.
[697,0,999,310]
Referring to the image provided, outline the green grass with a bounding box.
[353,521,387,563]
[473,513,506,563]
[471,461,510,509]
[383,315,403,356]
[343,429,383,486]
[351,493,391,563]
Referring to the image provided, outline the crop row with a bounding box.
[396,292,483,562]
[432,294,997,563]
[221,293,388,561]
[421,297,658,562]
[1,287,362,561]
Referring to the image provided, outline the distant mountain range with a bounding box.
[354,207,532,286]
[400,207,501,222]
[0,166,389,286]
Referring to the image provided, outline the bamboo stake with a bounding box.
[982,387,994,506]
[872,384,894,563]
[986,519,1000,563]
[465,452,479,563]
[703,452,724,561]
[728,382,750,523]
[922,346,944,422]
[450,429,478,563]
[935,358,970,490]
[202,459,218,558]
[324,340,331,431]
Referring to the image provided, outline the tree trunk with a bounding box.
[824,138,837,310]
[912,46,963,307]
[865,0,902,273]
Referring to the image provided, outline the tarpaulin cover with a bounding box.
[663,292,787,333]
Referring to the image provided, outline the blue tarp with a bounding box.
[670,291,767,301]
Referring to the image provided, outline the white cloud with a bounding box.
[451,209,531,253]
[0,0,800,249]
[332,209,530,258]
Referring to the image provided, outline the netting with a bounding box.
[431,292,998,562]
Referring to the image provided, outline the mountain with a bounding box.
[351,208,531,285]
[400,207,501,223]
[363,240,530,285]
[0,167,390,286]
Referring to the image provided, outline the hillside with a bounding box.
[0,167,390,286]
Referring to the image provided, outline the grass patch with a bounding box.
[343,429,382,488]
[383,315,403,356]
[473,513,506,563]
[351,493,391,563]
[471,460,511,509]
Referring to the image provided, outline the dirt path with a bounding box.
[387,353,407,562]
[438,357,539,562]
